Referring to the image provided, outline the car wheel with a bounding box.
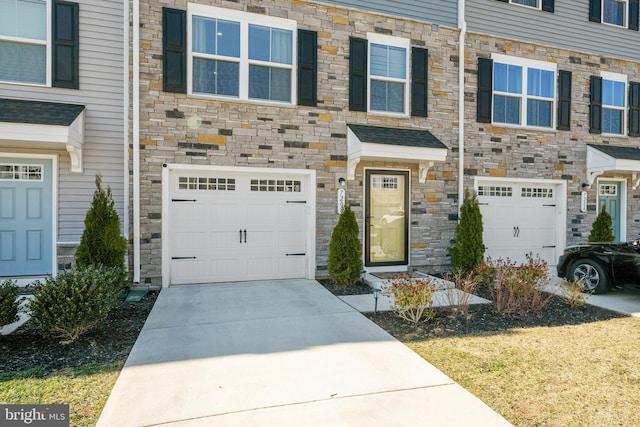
[569,259,609,294]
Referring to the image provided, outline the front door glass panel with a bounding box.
[365,170,408,266]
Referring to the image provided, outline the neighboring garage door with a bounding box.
[168,170,309,285]
[477,180,564,266]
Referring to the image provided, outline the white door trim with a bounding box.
[596,177,627,241]
[162,164,316,287]
[0,152,58,279]
[474,176,567,264]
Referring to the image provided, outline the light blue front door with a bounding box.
[0,158,53,276]
[598,181,621,241]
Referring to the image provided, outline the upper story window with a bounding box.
[367,33,409,115]
[589,0,638,30]
[492,54,556,128]
[511,0,540,9]
[601,72,626,134]
[602,0,627,26]
[188,5,296,104]
[0,0,49,85]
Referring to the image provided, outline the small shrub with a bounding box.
[383,277,435,324]
[488,254,555,314]
[75,175,128,278]
[0,280,20,327]
[448,189,485,273]
[327,203,363,287]
[29,266,125,342]
[558,279,590,308]
[443,271,479,318]
[588,205,615,242]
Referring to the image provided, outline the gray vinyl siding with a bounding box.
[467,0,640,61]
[0,0,125,243]
[315,0,458,28]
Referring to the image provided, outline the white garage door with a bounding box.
[168,171,309,285]
[477,180,563,266]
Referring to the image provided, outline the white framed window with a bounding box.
[510,0,541,9]
[599,183,618,196]
[601,71,627,135]
[492,54,556,129]
[0,0,50,85]
[0,163,43,181]
[188,4,296,104]
[478,186,513,197]
[602,0,627,27]
[367,33,410,116]
[372,176,399,190]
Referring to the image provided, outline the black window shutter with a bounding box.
[629,82,640,136]
[163,8,187,93]
[590,76,602,134]
[297,30,317,107]
[630,0,639,30]
[589,0,601,22]
[349,37,367,112]
[477,57,493,123]
[52,0,79,89]
[557,70,572,130]
[411,47,428,117]
[542,0,554,13]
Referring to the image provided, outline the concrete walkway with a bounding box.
[97,279,510,426]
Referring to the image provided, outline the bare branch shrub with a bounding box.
[383,277,435,324]
[558,279,590,308]
[443,271,479,319]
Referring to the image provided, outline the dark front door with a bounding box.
[365,170,409,267]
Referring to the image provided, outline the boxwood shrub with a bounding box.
[29,266,125,342]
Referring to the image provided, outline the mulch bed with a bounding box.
[318,279,628,341]
[0,291,158,375]
[317,278,373,296]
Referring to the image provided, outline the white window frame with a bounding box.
[187,3,297,106]
[601,0,628,27]
[601,71,627,136]
[509,0,541,10]
[491,53,557,130]
[0,0,51,87]
[366,32,410,117]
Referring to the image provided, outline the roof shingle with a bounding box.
[0,98,85,126]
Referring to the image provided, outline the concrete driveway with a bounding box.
[97,279,510,426]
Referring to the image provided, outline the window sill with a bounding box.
[0,80,49,88]
[367,111,410,119]
[488,123,557,133]
[601,133,629,139]
[188,92,297,109]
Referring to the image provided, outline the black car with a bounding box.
[557,240,640,294]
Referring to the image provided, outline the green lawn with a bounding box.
[408,317,640,427]
[0,362,121,427]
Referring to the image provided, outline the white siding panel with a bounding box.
[467,0,640,61]
[0,0,126,244]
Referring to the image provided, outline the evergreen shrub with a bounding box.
[327,204,363,287]
[449,189,485,273]
[29,266,124,342]
[0,280,19,327]
[588,205,615,242]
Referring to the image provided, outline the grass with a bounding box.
[407,317,640,427]
[0,362,122,427]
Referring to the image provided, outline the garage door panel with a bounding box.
[169,171,309,284]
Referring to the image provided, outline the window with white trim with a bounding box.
[0,164,43,181]
[492,54,556,128]
[602,0,627,26]
[0,0,49,85]
[188,5,296,104]
[601,72,627,135]
[478,186,513,197]
[367,33,409,115]
[511,0,540,8]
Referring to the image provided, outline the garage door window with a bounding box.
[478,185,512,197]
[178,176,236,190]
[250,179,301,192]
[521,187,553,198]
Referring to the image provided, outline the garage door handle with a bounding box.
[286,253,306,256]
[244,229,247,243]
[287,201,307,204]
[514,226,520,238]
[172,199,197,202]
[542,246,556,248]
[172,256,196,260]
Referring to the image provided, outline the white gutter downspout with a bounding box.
[132,0,141,283]
[123,0,130,275]
[458,0,467,212]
